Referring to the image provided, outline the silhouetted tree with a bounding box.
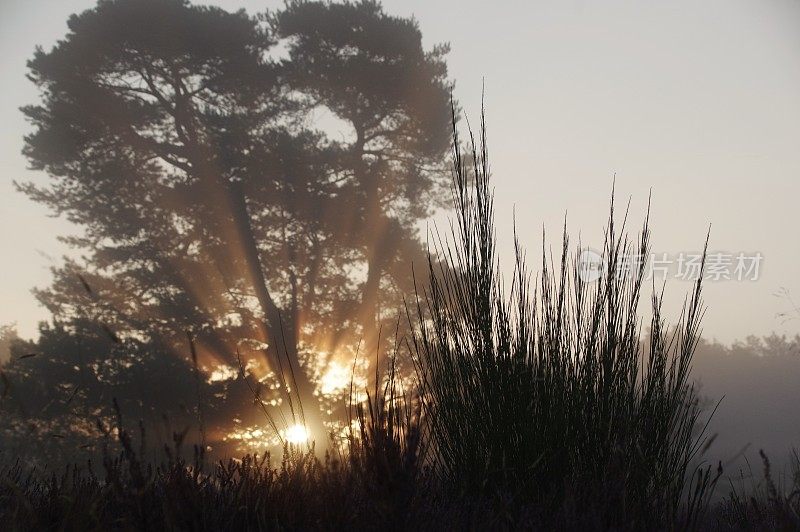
[6,318,278,467]
[18,0,452,450]
[274,0,453,358]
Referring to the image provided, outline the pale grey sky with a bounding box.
[1,0,799,342]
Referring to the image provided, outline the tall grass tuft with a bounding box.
[408,104,716,528]
[345,334,426,525]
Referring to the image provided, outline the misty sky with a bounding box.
[1,0,799,342]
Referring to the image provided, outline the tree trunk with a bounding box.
[225,180,329,453]
[353,139,385,366]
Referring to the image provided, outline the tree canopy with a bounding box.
[12,0,452,454]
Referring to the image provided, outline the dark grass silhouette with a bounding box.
[713,449,800,530]
[406,106,718,529]
[0,108,772,530]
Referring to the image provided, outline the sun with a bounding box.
[284,424,309,445]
